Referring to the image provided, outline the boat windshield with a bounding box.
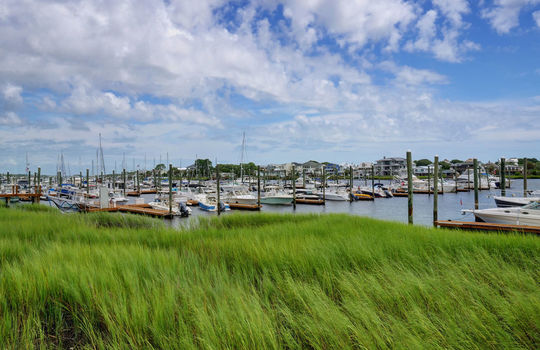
[522,201,540,210]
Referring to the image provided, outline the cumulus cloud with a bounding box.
[405,0,479,62]
[482,0,540,34]
[533,10,540,26]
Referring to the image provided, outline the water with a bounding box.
[134,179,540,227]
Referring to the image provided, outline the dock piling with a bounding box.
[86,169,90,196]
[500,157,506,196]
[406,151,413,225]
[168,164,172,215]
[292,165,296,210]
[257,166,261,209]
[433,156,438,227]
[523,158,527,197]
[473,158,479,209]
[217,164,221,216]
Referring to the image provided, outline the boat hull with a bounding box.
[260,196,293,205]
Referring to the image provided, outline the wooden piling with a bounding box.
[473,158,479,210]
[433,156,438,227]
[303,169,306,188]
[136,170,140,193]
[500,157,506,196]
[292,165,296,209]
[406,151,413,225]
[349,166,353,203]
[257,166,261,209]
[427,165,431,196]
[28,171,31,192]
[523,158,527,197]
[6,171,9,185]
[168,164,172,215]
[322,167,326,204]
[86,169,90,196]
[37,167,41,203]
[371,165,375,200]
[123,169,126,196]
[216,164,221,216]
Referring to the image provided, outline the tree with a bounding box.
[415,159,432,166]
[194,159,213,177]
[440,161,451,170]
[450,159,463,164]
[154,163,166,171]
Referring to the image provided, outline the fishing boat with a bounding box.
[198,195,230,212]
[260,186,293,205]
[148,196,191,217]
[322,188,350,201]
[464,201,540,226]
[223,189,258,205]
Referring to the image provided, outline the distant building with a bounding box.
[374,157,406,176]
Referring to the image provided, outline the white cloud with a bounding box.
[0,111,22,125]
[404,1,479,62]
[280,0,417,51]
[533,10,540,26]
[2,84,23,107]
[482,0,540,34]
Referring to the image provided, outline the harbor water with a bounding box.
[128,179,540,228]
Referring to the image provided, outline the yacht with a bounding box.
[493,196,540,208]
[464,201,540,226]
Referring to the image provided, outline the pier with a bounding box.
[435,220,540,234]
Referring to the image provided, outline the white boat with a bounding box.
[261,186,293,205]
[148,197,191,217]
[493,196,540,208]
[465,201,540,226]
[198,195,230,212]
[109,191,128,204]
[323,189,350,201]
[223,189,258,205]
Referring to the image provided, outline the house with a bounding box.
[374,157,406,176]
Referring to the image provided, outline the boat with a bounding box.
[493,196,540,208]
[261,186,293,205]
[464,201,540,226]
[223,189,258,205]
[198,195,230,212]
[148,197,191,217]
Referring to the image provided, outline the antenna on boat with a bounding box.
[25,152,29,173]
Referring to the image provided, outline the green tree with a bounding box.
[440,161,451,170]
[415,159,432,166]
[450,159,463,164]
[154,164,166,171]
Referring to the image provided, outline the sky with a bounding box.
[0,0,539,174]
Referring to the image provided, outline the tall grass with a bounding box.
[0,206,538,349]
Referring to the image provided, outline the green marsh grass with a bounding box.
[0,206,538,348]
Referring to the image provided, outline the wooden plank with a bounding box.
[435,220,540,234]
[228,203,262,210]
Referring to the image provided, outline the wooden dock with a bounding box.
[126,189,158,196]
[227,203,262,210]
[435,220,540,234]
[86,204,173,218]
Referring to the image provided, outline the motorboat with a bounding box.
[261,186,293,205]
[148,196,191,217]
[464,201,540,226]
[198,194,230,212]
[493,196,540,208]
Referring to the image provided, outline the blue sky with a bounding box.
[0,0,539,174]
